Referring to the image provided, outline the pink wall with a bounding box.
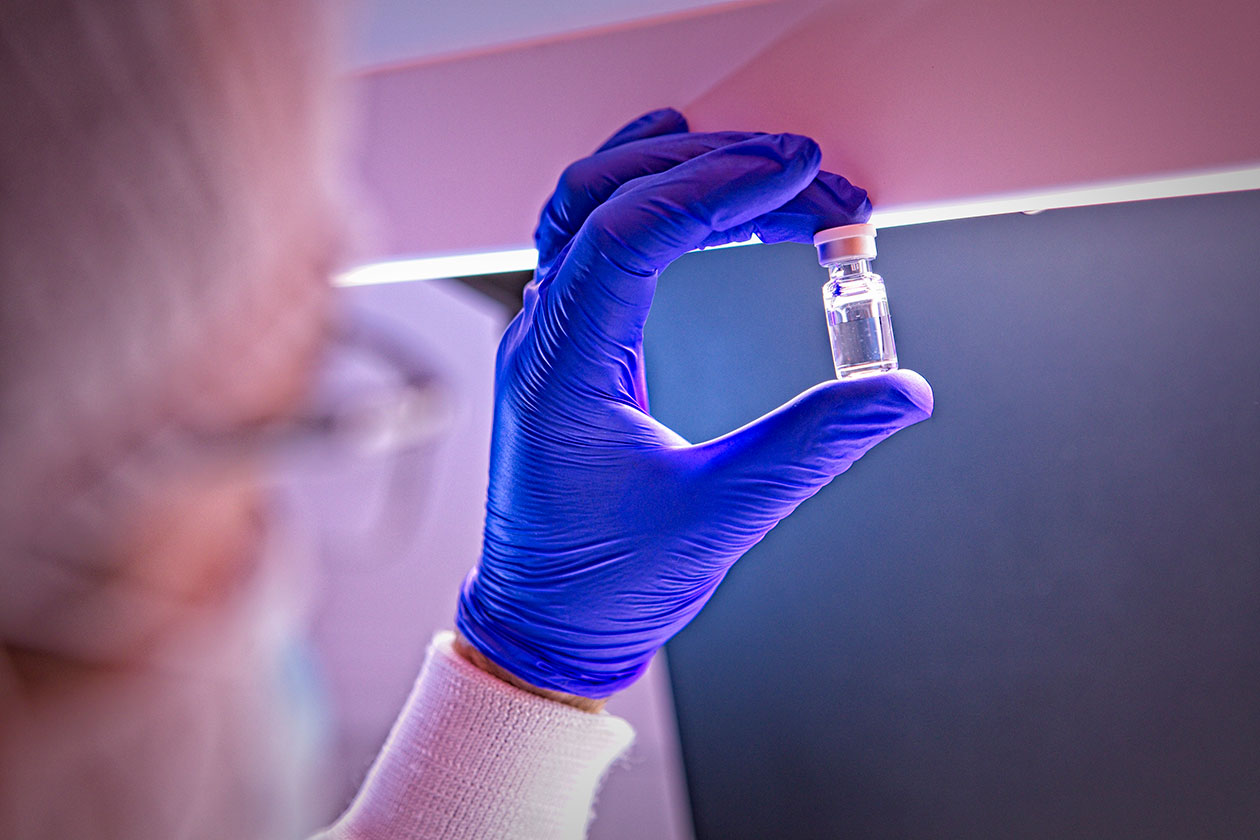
[350,0,1260,260]
[685,0,1260,209]
[349,0,824,257]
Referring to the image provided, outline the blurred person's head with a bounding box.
[0,0,348,664]
[0,2,354,835]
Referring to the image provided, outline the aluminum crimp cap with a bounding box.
[814,223,877,266]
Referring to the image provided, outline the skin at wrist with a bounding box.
[452,631,608,714]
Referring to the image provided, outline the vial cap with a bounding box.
[813,223,877,265]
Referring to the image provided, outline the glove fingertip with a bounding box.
[852,193,874,224]
[768,133,822,170]
[811,369,934,425]
[885,369,934,422]
[813,170,873,224]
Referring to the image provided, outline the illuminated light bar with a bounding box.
[337,247,539,286]
[335,164,1260,287]
[871,164,1260,228]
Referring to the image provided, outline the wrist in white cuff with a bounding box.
[320,632,634,840]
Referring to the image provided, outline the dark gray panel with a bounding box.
[648,191,1260,840]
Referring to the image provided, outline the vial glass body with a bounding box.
[823,259,898,379]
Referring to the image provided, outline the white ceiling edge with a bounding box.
[335,163,1260,287]
[346,0,765,71]
[869,164,1260,229]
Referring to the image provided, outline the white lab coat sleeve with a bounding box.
[312,631,635,840]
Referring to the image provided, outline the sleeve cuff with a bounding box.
[320,631,635,840]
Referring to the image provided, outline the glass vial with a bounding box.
[814,223,898,380]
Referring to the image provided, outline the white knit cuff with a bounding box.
[319,632,635,840]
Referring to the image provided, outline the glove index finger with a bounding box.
[692,170,874,250]
[536,130,766,273]
[548,134,821,378]
[584,133,822,277]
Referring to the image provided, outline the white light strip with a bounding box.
[335,164,1260,286]
[336,247,539,286]
[870,164,1260,229]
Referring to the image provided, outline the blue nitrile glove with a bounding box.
[457,109,933,698]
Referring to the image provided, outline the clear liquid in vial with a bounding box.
[825,292,897,379]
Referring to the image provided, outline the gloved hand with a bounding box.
[457,109,933,698]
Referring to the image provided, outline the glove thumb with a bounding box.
[694,370,933,534]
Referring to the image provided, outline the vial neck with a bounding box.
[827,258,872,280]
